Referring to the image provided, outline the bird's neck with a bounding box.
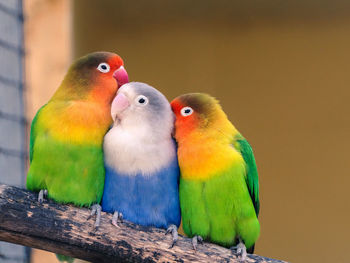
[177,124,243,181]
[103,124,176,175]
[40,100,112,146]
[52,78,118,106]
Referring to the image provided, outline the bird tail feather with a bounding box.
[56,253,75,263]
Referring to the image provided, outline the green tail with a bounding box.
[56,254,75,263]
[247,244,255,254]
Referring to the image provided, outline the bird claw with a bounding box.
[87,205,96,221]
[192,235,203,251]
[87,204,101,231]
[112,211,123,228]
[231,240,247,261]
[38,189,48,203]
[166,224,178,248]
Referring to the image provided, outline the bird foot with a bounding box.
[166,224,178,248]
[111,211,123,228]
[38,189,48,203]
[87,204,101,231]
[192,235,203,251]
[231,240,247,261]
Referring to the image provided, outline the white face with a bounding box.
[112,82,174,135]
[104,82,176,175]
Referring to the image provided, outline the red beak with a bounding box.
[113,66,129,87]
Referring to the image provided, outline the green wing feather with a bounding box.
[233,134,260,216]
[29,104,46,163]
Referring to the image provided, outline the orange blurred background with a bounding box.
[25,1,350,262]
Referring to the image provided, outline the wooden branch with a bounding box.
[0,184,287,263]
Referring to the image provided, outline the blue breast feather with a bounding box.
[101,157,181,229]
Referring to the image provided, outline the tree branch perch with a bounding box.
[0,184,287,263]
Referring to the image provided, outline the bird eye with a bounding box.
[135,95,149,106]
[97,62,110,73]
[180,107,193,117]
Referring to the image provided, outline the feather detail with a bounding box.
[102,155,181,229]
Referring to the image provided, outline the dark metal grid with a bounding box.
[0,0,27,174]
[0,0,30,262]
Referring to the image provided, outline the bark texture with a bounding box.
[0,184,287,263]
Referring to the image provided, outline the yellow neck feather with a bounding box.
[39,100,112,145]
[178,117,243,180]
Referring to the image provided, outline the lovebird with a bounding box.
[101,82,181,246]
[27,52,129,228]
[171,93,260,259]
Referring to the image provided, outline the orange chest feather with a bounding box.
[178,136,244,180]
[39,101,112,145]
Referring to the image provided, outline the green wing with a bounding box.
[29,104,46,163]
[233,134,260,216]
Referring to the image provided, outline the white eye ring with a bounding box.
[180,106,193,116]
[97,62,110,73]
[135,95,149,106]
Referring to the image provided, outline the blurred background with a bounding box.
[0,0,349,262]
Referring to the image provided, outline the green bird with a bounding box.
[26,52,128,258]
[171,93,260,260]
[27,51,128,218]
[26,52,128,261]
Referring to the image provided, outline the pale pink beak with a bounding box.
[111,92,130,121]
[113,66,129,87]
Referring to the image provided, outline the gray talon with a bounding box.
[87,204,102,231]
[231,239,247,261]
[192,235,203,251]
[87,205,96,221]
[94,204,101,229]
[166,224,178,248]
[112,211,123,228]
[38,189,47,203]
[197,236,203,244]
